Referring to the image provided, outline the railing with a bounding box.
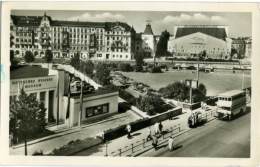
[107,108,217,157]
[200,109,216,122]
[108,124,182,157]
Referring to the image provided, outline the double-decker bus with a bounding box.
[216,90,247,120]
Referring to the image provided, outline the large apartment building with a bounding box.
[10,13,136,61]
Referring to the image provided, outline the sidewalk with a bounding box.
[10,110,140,155]
[73,108,216,156]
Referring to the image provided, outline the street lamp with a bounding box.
[239,61,245,90]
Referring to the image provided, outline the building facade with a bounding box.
[10,65,119,128]
[141,23,157,58]
[10,13,136,61]
[168,25,232,60]
[10,66,59,123]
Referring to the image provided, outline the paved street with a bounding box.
[141,110,250,158]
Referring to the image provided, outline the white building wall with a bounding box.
[142,34,156,57]
[168,32,231,59]
[68,92,118,126]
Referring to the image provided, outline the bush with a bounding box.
[151,66,162,73]
[136,94,167,115]
[159,81,207,103]
[118,102,131,113]
[24,50,34,63]
[119,89,137,105]
[94,63,111,86]
[32,150,43,156]
[118,63,134,72]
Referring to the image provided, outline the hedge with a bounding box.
[103,107,182,141]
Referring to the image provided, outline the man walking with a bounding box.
[159,122,163,134]
[152,135,158,150]
[126,124,131,138]
[154,122,159,135]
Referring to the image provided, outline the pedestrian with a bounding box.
[146,127,152,141]
[152,135,158,150]
[168,136,174,151]
[159,122,163,134]
[154,122,159,135]
[126,124,131,138]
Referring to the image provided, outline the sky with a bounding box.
[11,10,252,38]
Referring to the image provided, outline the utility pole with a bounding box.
[189,84,192,104]
[197,63,200,84]
[56,76,59,126]
[78,78,83,127]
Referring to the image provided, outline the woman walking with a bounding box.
[168,136,174,151]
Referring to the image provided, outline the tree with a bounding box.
[199,50,207,61]
[10,89,46,155]
[155,30,170,58]
[159,81,190,102]
[10,50,19,69]
[159,81,207,103]
[118,63,133,72]
[34,51,39,57]
[134,51,144,72]
[230,48,238,60]
[70,52,80,70]
[24,50,35,63]
[44,49,53,63]
[95,63,111,85]
[191,83,207,103]
[198,83,207,97]
[80,60,94,77]
[136,94,164,115]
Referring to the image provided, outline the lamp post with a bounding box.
[239,61,245,90]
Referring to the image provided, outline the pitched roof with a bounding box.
[11,15,133,32]
[51,20,106,28]
[143,24,154,35]
[175,27,227,41]
[11,15,43,27]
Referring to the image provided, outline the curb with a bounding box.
[11,114,130,149]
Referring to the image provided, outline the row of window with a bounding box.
[16,38,33,43]
[53,27,104,33]
[15,44,37,49]
[111,54,129,59]
[108,48,129,52]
